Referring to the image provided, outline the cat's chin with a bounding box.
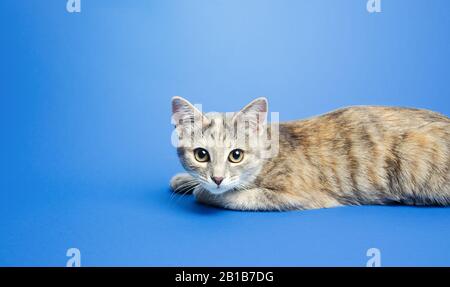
[203,185,234,195]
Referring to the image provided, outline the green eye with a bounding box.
[228,149,244,163]
[194,148,210,162]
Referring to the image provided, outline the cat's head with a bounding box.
[171,96,271,194]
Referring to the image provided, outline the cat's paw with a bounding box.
[170,173,196,194]
[193,187,224,207]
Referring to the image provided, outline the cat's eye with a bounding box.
[228,149,244,163]
[193,148,210,162]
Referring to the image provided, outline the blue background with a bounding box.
[1,0,449,266]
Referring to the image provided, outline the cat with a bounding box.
[170,96,450,211]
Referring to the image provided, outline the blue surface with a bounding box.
[1,0,450,266]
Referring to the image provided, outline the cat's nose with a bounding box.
[211,176,224,186]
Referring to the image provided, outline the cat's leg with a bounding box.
[170,173,197,194]
[193,187,307,211]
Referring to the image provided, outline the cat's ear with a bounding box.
[233,97,268,133]
[171,96,210,130]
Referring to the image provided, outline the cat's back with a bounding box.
[287,105,449,131]
[280,106,449,146]
[261,106,450,207]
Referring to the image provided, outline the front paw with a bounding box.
[170,173,196,194]
[193,187,227,208]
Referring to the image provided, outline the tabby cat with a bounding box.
[170,96,450,211]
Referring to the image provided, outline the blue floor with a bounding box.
[1,1,450,266]
[3,182,450,266]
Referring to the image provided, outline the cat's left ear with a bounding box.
[171,96,210,131]
[232,97,268,132]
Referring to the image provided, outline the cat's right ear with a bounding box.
[171,96,209,131]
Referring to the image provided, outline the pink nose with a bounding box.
[211,176,224,186]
